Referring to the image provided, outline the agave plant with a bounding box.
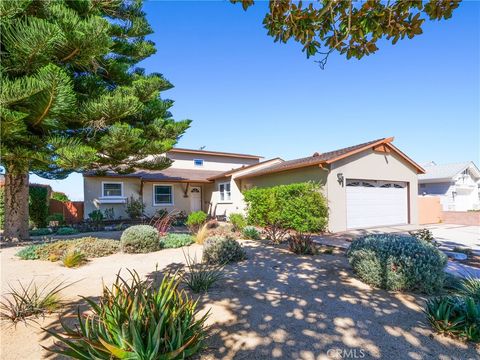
[425,295,480,342]
[61,250,87,268]
[0,279,70,323]
[45,270,209,359]
[457,277,480,302]
[181,250,224,293]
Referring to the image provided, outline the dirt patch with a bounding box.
[1,241,478,359]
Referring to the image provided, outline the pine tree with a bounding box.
[0,0,191,240]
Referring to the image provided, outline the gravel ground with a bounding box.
[0,240,478,360]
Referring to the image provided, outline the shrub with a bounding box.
[120,225,160,253]
[18,238,120,261]
[347,234,447,293]
[0,279,69,323]
[51,192,69,202]
[29,186,49,228]
[46,271,208,359]
[288,234,317,255]
[243,226,260,240]
[56,227,78,236]
[186,210,208,232]
[196,223,209,244]
[425,295,479,342]
[409,228,438,247]
[202,237,246,265]
[244,182,328,243]
[46,213,65,226]
[62,250,87,268]
[88,210,104,226]
[29,228,52,237]
[150,209,177,235]
[229,213,247,232]
[181,251,224,293]
[125,196,145,219]
[161,233,194,249]
[16,245,45,260]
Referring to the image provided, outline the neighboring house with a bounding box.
[418,161,480,211]
[83,137,424,232]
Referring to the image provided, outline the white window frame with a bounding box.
[218,182,231,203]
[102,181,124,198]
[153,184,174,206]
[193,159,204,167]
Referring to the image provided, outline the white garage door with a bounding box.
[346,179,408,229]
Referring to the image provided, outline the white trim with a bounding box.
[193,159,204,167]
[101,181,124,197]
[152,183,174,206]
[218,181,231,203]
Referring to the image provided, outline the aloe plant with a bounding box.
[45,270,209,359]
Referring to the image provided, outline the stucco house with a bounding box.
[83,137,424,232]
[418,161,480,211]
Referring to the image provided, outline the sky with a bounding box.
[31,0,480,200]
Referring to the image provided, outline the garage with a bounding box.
[346,179,408,229]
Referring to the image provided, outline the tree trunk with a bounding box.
[3,171,29,241]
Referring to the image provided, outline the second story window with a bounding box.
[194,159,204,167]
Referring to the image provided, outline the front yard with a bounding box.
[1,240,477,359]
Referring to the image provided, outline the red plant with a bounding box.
[149,209,180,235]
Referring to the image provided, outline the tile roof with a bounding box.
[84,168,224,183]
[237,138,387,179]
[419,161,480,181]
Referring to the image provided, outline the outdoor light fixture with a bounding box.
[337,173,344,186]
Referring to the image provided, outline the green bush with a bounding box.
[186,210,208,232]
[29,228,52,237]
[29,186,49,228]
[409,228,437,247]
[45,271,208,359]
[51,192,69,202]
[229,213,247,232]
[87,210,104,226]
[244,182,328,243]
[161,233,194,249]
[46,213,65,226]
[120,225,160,253]
[125,196,145,219]
[347,234,447,293]
[202,237,246,265]
[16,245,45,260]
[56,227,78,236]
[243,226,260,240]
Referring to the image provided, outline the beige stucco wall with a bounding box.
[83,176,141,219]
[206,158,285,218]
[84,176,208,219]
[167,152,259,171]
[327,149,419,232]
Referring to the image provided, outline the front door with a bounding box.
[190,187,202,212]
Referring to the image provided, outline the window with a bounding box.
[219,182,231,202]
[193,159,204,167]
[154,185,173,205]
[102,182,123,197]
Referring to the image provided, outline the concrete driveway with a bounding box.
[424,224,480,252]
